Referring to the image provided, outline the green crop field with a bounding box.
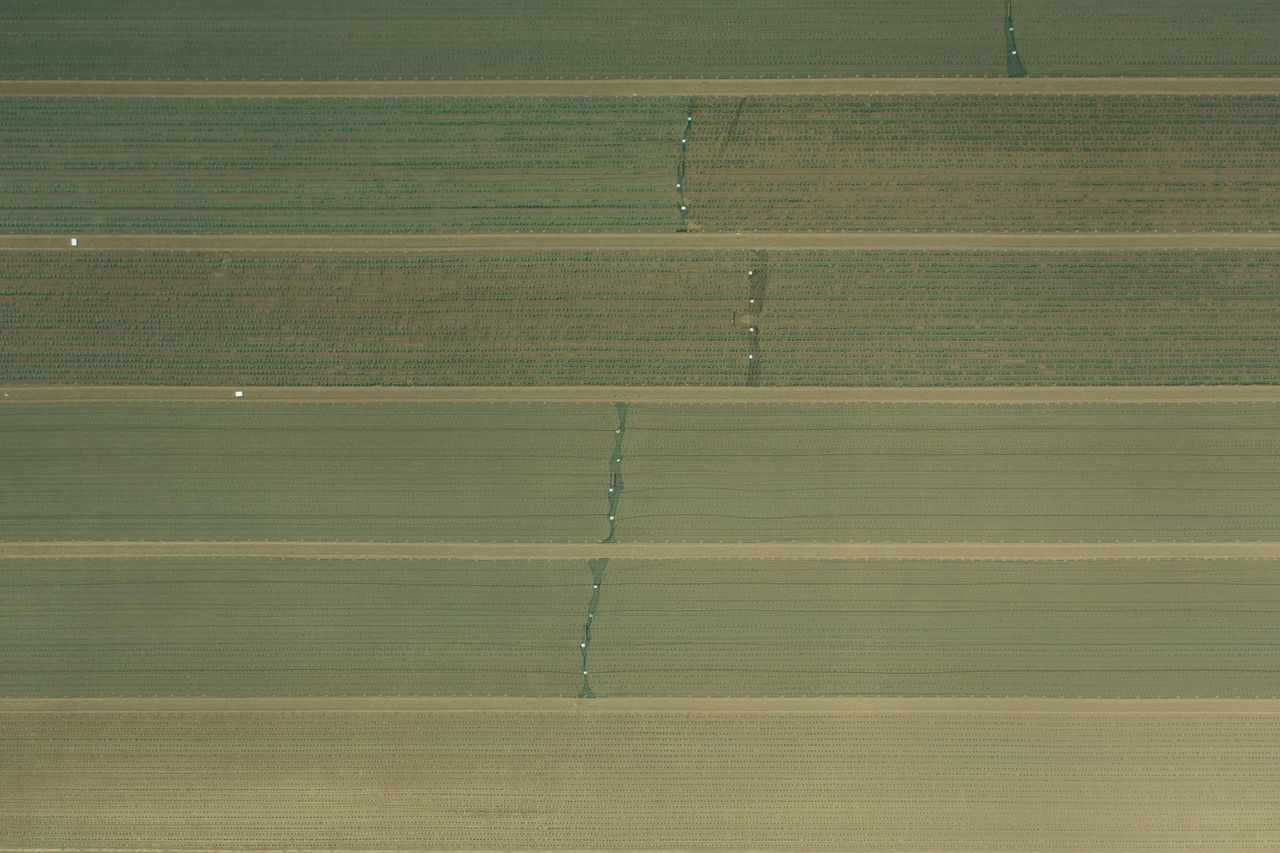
[6,401,1278,544]
[0,97,682,233]
[0,558,591,697]
[4,0,1279,80]
[8,555,1273,700]
[3,250,1279,386]
[4,708,1279,848]
[0,403,615,541]
[619,403,1280,542]
[684,95,1280,232]
[592,558,1280,697]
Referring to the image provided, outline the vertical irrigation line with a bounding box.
[578,558,608,698]
[603,402,627,543]
[1006,0,1027,77]
[676,102,693,231]
[745,252,767,386]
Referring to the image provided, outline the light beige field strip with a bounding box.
[3,78,1280,97]
[6,385,1280,404]
[3,541,1279,561]
[3,697,1279,714]
[5,233,1280,252]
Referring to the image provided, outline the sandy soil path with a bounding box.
[4,233,1280,252]
[3,78,1280,97]
[2,696,1277,714]
[5,385,1280,404]
[3,541,1278,561]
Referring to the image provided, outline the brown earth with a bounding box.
[3,541,1278,560]
[3,78,1280,97]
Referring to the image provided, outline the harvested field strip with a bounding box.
[4,401,1279,545]
[4,706,1280,848]
[683,95,1280,232]
[4,542,1280,561]
[5,556,1277,700]
[0,402,617,542]
[0,97,682,233]
[7,233,1280,251]
[9,386,1280,404]
[0,557,593,698]
[620,402,1280,542]
[8,78,1280,97]
[593,558,1280,698]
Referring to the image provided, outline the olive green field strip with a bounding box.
[5,250,1280,386]
[0,403,616,542]
[3,557,1279,699]
[10,79,1280,97]
[3,707,1280,849]
[4,0,1280,79]
[9,387,1280,404]
[4,402,1279,543]
[681,95,1280,232]
[8,234,1280,251]
[5,96,1280,234]
[5,542,1280,560]
[619,403,1280,542]
[0,97,683,233]
[0,558,590,698]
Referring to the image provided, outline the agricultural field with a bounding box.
[591,558,1280,697]
[4,0,1279,80]
[3,250,1279,386]
[0,558,592,697]
[684,95,1280,232]
[4,705,1279,848]
[0,97,683,232]
[0,252,743,386]
[6,401,1277,544]
[619,403,1280,542]
[0,403,615,541]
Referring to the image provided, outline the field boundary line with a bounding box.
[5,385,1280,404]
[5,233,1280,252]
[3,697,1280,714]
[3,541,1279,561]
[3,78,1280,97]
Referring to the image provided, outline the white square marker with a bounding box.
[70,238,77,247]
[234,391,244,397]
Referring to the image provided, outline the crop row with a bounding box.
[3,250,1278,386]
[684,95,1280,232]
[0,97,683,232]
[5,0,1280,80]
[4,709,1278,847]
[5,554,1279,700]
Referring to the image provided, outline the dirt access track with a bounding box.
[5,233,1280,252]
[3,541,1279,561]
[3,78,1280,97]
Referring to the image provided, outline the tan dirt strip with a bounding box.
[5,385,1280,404]
[3,78,1280,97]
[3,541,1279,561]
[2,697,1278,714]
[4,232,1280,252]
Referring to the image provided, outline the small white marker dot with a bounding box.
[583,670,588,675]
[70,238,78,247]
[750,298,755,303]
[609,487,614,492]
[681,138,686,143]
[681,205,687,211]
[581,642,586,648]
[748,270,754,275]
[234,391,244,397]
